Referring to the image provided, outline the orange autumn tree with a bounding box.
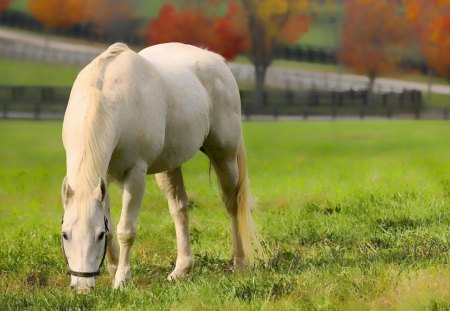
[28,0,84,29]
[240,0,309,107]
[0,0,10,12]
[340,0,407,97]
[405,0,450,83]
[147,3,248,60]
[84,0,135,40]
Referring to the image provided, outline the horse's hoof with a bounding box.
[167,256,193,282]
[113,268,131,289]
[233,257,247,272]
[167,271,187,282]
[113,279,129,289]
[167,267,192,282]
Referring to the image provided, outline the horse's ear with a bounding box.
[62,176,74,205]
[93,177,106,203]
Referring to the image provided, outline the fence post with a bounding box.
[240,90,251,121]
[33,101,40,120]
[2,101,7,119]
[417,90,422,119]
[383,93,392,119]
[305,87,317,119]
[359,91,367,119]
[413,90,422,119]
[286,91,294,106]
[331,91,337,120]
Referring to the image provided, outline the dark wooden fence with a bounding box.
[240,89,428,120]
[0,86,70,119]
[1,85,446,120]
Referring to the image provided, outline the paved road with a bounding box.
[228,63,450,95]
[1,27,449,95]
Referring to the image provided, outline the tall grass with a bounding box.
[0,120,449,310]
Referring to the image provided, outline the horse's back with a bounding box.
[139,43,240,113]
[139,43,243,154]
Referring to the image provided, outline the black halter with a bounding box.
[61,216,109,278]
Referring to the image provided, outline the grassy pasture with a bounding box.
[0,58,81,86]
[0,120,450,310]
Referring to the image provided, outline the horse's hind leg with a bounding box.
[155,168,193,281]
[114,161,148,289]
[207,149,247,270]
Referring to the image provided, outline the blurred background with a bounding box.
[0,0,449,120]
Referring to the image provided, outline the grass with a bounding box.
[0,120,449,310]
[0,58,81,86]
[298,19,340,49]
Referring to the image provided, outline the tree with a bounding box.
[425,13,450,82]
[28,0,84,29]
[84,0,135,41]
[340,0,407,98]
[240,0,309,107]
[209,3,250,60]
[0,0,10,12]
[404,0,450,83]
[147,3,248,60]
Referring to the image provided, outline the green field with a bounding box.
[0,58,81,86]
[0,120,449,310]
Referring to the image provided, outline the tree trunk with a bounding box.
[367,74,376,106]
[253,64,268,110]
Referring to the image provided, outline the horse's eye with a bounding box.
[62,232,69,240]
[98,232,105,241]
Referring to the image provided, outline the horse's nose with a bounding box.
[76,285,94,293]
[70,276,95,292]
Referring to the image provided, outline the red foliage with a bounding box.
[339,0,407,81]
[0,0,10,12]
[210,3,250,59]
[147,3,248,60]
[405,0,450,81]
[278,14,309,45]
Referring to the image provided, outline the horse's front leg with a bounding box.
[114,161,148,289]
[104,194,119,277]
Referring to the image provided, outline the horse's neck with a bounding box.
[67,91,114,192]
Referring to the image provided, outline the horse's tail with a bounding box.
[98,42,129,62]
[89,42,130,89]
[236,138,263,265]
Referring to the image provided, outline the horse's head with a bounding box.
[61,177,109,291]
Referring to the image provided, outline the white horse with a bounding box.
[61,42,260,290]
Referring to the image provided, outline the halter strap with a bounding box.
[61,216,109,278]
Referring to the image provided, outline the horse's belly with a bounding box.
[146,147,197,174]
[146,117,209,174]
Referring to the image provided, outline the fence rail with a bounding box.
[239,89,431,120]
[1,86,447,120]
[0,86,70,119]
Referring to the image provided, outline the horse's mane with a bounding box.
[73,43,130,192]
